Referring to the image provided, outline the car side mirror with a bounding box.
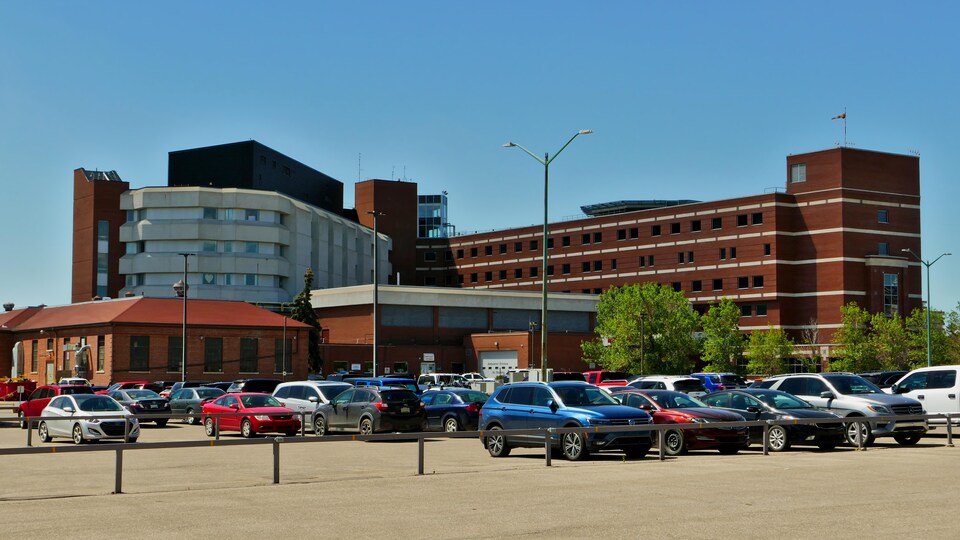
[547,399,559,413]
[820,391,835,399]
[63,406,75,414]
[639,404,653,411]
[308,396,318,403]
[231,404,240,410]
[746,406,760,413]
[890,384,902,394]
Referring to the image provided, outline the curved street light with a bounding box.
[901,248,951,367]
[503,130,593,382]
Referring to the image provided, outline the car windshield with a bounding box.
[721,375,748,386]
[240,395,282,408]
[126,390,160,399]
[673,380,706,392]
[61,387,94,395]
[385,382,420,392]
[457,391,489,404]
[752,391,812,410]
[381,390,419,402]
[827,375,882,395]
[649,392,706,409]
[75,395,124,412]
[318,385,352,400]
[196,388,224,399]
[555,386,618,406]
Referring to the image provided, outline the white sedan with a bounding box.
[38,394,140,444]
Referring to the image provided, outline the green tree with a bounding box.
[744,326,794,376]
[582,282,700,375]
[700,297,744,373]
[906,307,950,368]
[870,311,909,370]
[290,267,323,374]
[831,302,876,372]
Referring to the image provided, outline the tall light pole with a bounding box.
[504,130,593,382]
[367,210,385,377]
[172,253,194,382]
[901,248,951,367]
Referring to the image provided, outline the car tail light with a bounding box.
[375,401,389,411]
[717,384,725,390]
[130,403,143,410]
[465,403,480,414]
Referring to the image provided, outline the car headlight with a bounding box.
[254,415,272,421]
[780,415,796,421]
[687,417,706,423]
[88,418,101,424]
[867,405,892,414]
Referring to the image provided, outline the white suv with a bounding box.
[272,381,353,430]
[628,376,708,398]
[886,365,960,425]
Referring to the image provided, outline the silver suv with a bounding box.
[756,373,926,446]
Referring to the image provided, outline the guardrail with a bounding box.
[0,412,955,495]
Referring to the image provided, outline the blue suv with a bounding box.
[479,381,654,461]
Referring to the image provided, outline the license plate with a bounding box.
[401,407,410,413]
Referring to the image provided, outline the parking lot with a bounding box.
[1,414,959,539]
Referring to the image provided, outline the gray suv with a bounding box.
[756,373,926,446]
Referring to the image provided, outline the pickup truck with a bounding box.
[583,370,630,387]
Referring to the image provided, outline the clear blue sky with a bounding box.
[2,2,958,312]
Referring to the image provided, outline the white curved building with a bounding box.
[118,186,391,304]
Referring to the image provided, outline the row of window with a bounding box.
[125,274,266,287]
[130,336,293,374]
[671,276,765,293]
[28,337,105,374]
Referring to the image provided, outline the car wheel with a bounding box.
[241,419,254,438]
[444,417,460,432]
[485,425,511,457]
[186,408,198,425]
[662,429,685,456]
[623,445,650,459]
[767,425,790,452]
[155,419,168,428]
[561,431,589,461]
[72,423,85,445]
[204,417,216,437]
[38,421,51,443]
[718,446,740,455]
[18,410,27,430]
[359,417,374,435]
[313,416,327,437]
[845,420,874,447]
[894,434,922,446]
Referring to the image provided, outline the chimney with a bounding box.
[2,302,13,312]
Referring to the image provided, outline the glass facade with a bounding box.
[418,193,449,238]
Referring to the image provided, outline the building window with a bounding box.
[593,260,602,271]
[692,280,702,292]
[756,304,767,316]
[515,268,523,279]
[530,240,538,251]
[31,340,38,372]
[499,244,507,254]
[677,252,684,264]
[791,163,806,183]
[485,271,492,281]
[547,265,554,276]
[639,256,645,268]
[593,232,602,243]
[547,238,554,249]
[670,223,680,235]
[470,247,478,258]
[764,243,771,256]
[445,250,453,261]
[648,255,654,267]
[878,210,889,224]
[485,245,493,256]
[274,339,293,374]
[737,276,749,288]
[514,242,522,252]
[878,243,889,256]
[610,259,617,270]
[713,278,723,291]
[712,217,722,230]
[672,282,681,292]
[720,248,726,260]
[562,236,571,247]
[96,336,105,372]
[499,270,507,280]
[884,273,899,316]
[687,251,694,263]
[245,209,259,221]
[582,233,590,244]
[752,212,763,225]
[730,247,737,259]
[691,220,701,232]
[651,225,661,237]
[167,336,182,373]
[204,337,223,373]
[244,274,257,286]
[456,249,464,259]
[130,336,150,372]
[530,267,538,277]
[245,242,259,254]
[562,264,571,274]
[203,207,217,220]
[617,229,627,240]
[582,261,591,272]
[630,227,639,239]
[424,251,437,262]
[753,275,764,288]
[741,305,753,317]
[737,214,748,227]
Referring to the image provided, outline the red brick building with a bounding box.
[0,297,309,385]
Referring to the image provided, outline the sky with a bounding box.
[1,1,958,311]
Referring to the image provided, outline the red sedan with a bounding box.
[611,389,748,455]
[201,393,300,438]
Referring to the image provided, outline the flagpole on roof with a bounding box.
[832,108,847,146]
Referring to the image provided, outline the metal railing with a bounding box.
[0,411,955,495]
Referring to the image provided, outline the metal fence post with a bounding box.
[124,417,130,443]
[945,414,954,448]
[763,422,770,456]
[27,419,33,447]
[418,436,425,475]
[856,421,866,451]
[301,412,307,437]
[658,427,665,461]
[114,447,123,494]
[215,415,220,441]
[544,428,552,467]
[273,438,280,484]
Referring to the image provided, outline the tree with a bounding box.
[870,311,909,370]
[290,267,323,374]
[582,282,700,375]
[831,302,876,372]
[906,307,951,368]
[700,298,744,373]
[744,326,794,376]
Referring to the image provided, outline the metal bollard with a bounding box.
[124,417,130,443]
[658,427,665,461]
[762,421,770,456]
[856,421,866,451]
[273,438,280,484]
[114,447,124,494]
[27,418,33,447]
[945,414,954,447]
[215,415,220,440]
[418,436,425,475]
[544,429,552,467]
[301,412,307,437]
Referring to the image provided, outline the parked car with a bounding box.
[145,380,179,396]
[461,372,492,382]
[690,373,751,392]
[611,389,748,455]
[699,389,845,451]
[421,388,488,432]
[887,365,960,424]
[37,394,140,444]
[57,378,90,386]
[346,377,420,393]
[417,373,469,390]
[629,376,709,398]
[551,371,587,382]
[96,380,152,395]
[860,371,909,389]
[272,380,353,429]
[753,373,927,446]
[163,380,209,398]
[583,370,630,386]
[313,386,426,436]
[479,381,654,461]
[17,385,95,429]
[226,378,282,394]
[201,393,300,438]
[168,387,225,424]
[108,389,172,426]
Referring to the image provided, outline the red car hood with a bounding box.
[657,407,743,422]
[244,406,294,414]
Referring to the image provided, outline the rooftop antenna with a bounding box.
[358,153,362,182]
[832,108,847,146]
[391,166,395,180]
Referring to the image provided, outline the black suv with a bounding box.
[313,386,425,435]
[479,381,654,461]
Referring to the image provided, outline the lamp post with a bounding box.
[901,249,951,367]
[504,130,593,382]
[367,210,385,377]
[172,253,194,382]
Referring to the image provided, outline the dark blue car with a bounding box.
[421,388,488,432]
[479,381,654,461]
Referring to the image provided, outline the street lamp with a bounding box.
[172,253,194,382]
[367,210,385,377]
[901,248,951,367]
[504,130,593,382]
